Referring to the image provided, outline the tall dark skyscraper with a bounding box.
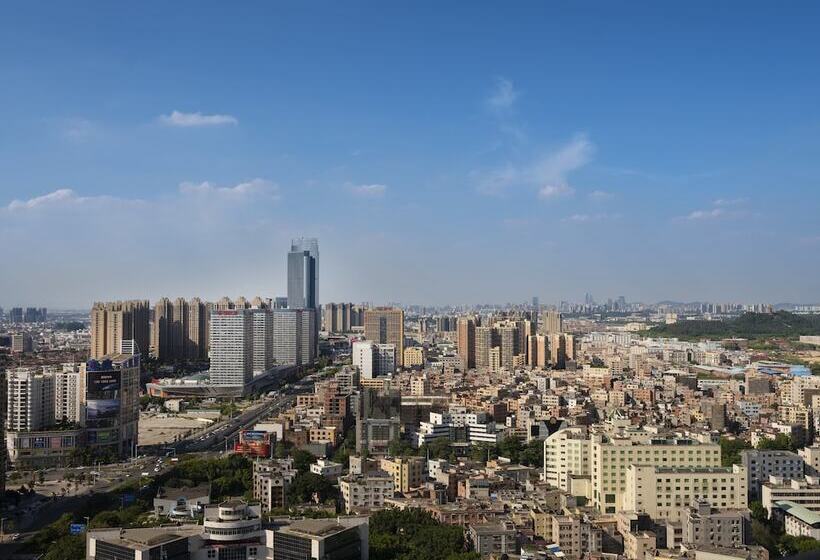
[287,238,319,359]
[287,238,319,310]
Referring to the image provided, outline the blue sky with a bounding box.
[1,1,819,308]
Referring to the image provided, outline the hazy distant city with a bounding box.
[3,3,820,560]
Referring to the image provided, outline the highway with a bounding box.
[0,377,317,557]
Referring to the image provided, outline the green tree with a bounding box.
[519,439,545,467]
[287,473,338,504]
[42,536,85,560]
[750,501,768,523]
[292,449,316,474]
[758,433,793,452]
[369,509,472,560]
[719,437,752,466]
[497,436,524,462]
[388,438,418,457]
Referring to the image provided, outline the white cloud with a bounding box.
[588,189,614,202]
[350,184,388,197]
[713,197,748,207]
[538,184,575,200]
[563,213,595,223]
[159,110,238,127]
[7,189,77,211]
[6,188,150,214]
[487,77,519,110]
[678,197,751,222]
[683,208,726,221]
[476,134,593,200]
[562,212,619,223]
[179,178,279,199]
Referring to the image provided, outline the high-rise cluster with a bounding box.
[90,300,150,359]
[322,302,365,333]
[152,297,210,363]
[457,312,574,371]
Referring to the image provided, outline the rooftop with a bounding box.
[282,518,348,538]
[776,501,820,527]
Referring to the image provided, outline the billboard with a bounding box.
[240,430,269,443]
[236,430,271,458]
[86,370,121,427]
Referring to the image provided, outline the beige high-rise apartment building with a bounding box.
[475,326,493,368]
[364,307,405,367]
[152,297,173,361]
[541,311,563,334]
[187,297,209,361]
[549,333,575,369]
[494,321,520,368]
[527,334,548,368]
[457,317,476,370]
[153,297,209,363]
[171,297,188,360]
[90,300,150,359]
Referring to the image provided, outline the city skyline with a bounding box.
[2,2,820,307]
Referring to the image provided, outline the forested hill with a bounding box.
[647,312,820,340]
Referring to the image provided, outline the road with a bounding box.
[0,378,315,557]
[173,391,300,454]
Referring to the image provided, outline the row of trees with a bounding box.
[388,435,544,468]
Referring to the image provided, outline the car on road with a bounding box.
[141,472,150,476]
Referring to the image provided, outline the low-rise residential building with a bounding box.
[550,514,602,560]
[340,470,395,513]
[682,499,750,548]
[468,521,518,558]
[380,456,425,494]
[309,458,344,481]
[253,458,297,512]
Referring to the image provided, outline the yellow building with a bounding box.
[364,307,405,367]
[624,464,746,522]
[403,347,425,368]
[591,434,722,514]
[380,456,425,494]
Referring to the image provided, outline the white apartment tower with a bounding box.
[6,368,55,431]
[250,307,273,373]
[210,310,254,387]
[54,364,81,424]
